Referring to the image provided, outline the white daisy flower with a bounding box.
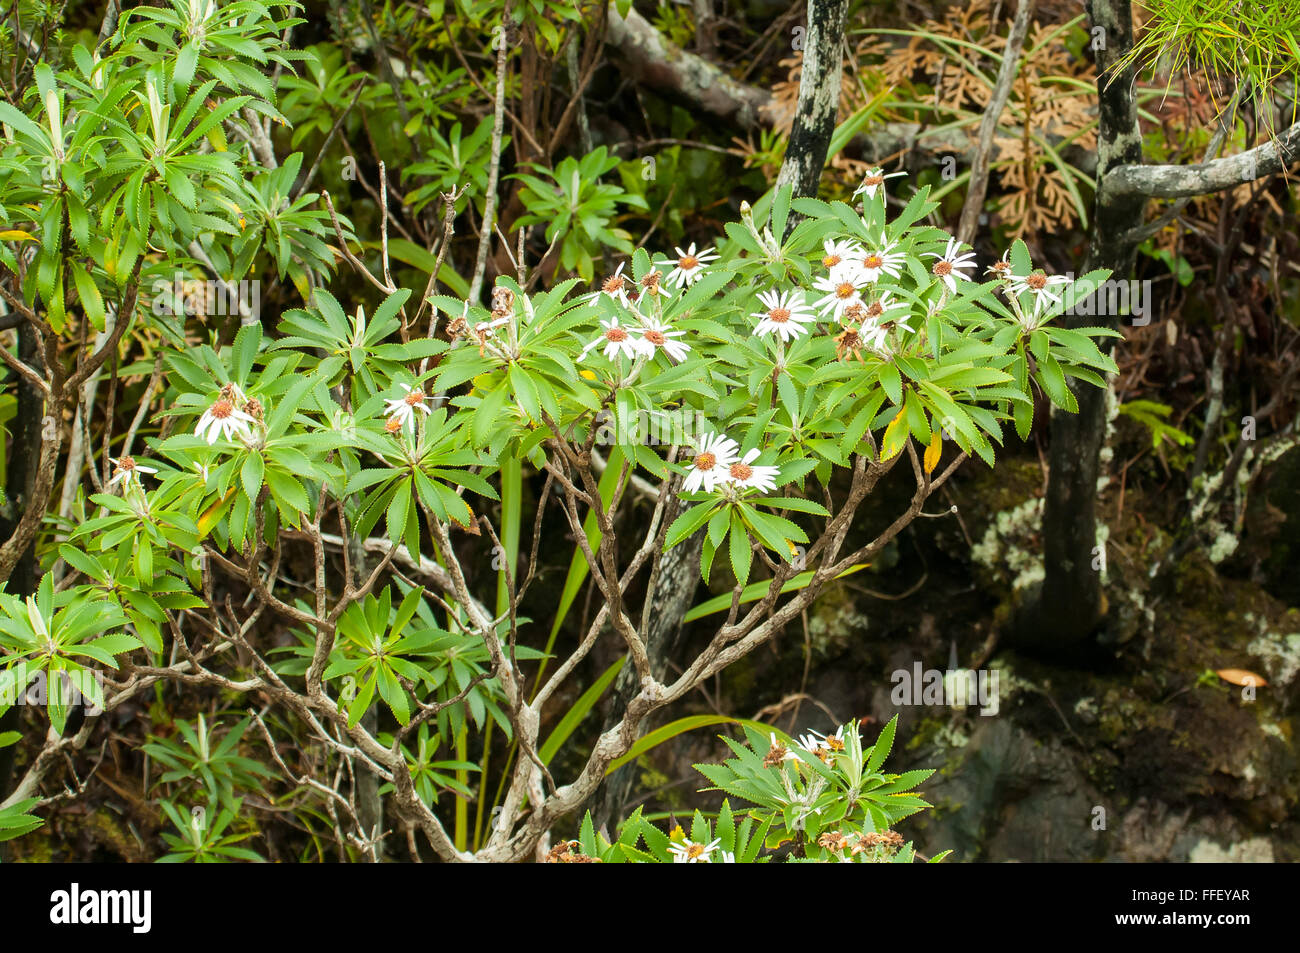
[665,242,719,288]
[725,448,779,493]
[857,240,906,283]
[683,431,740,493]
[856,292,915,347]
[752,288,818,342]
[986,249,1013,280]
[1007,270,1071,321]
[924,236,978,293]
[808,725,851,754]
[586,261,631,304]
[580,315,641,362]
[633,316,691,362]
[195,397,256,445]
[668,837,722,863]
[820,238,864,272]
[383,383,432,432]
[860,321,898,355]
[812,264,870,322]
[852,167,907,202]
[107,455,158,488]
[796,732,826,755]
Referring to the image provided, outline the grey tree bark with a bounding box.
[774,0,848,217]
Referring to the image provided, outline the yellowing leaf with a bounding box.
[1217,668,1267,688]
[880,408,909,461]
[197,488,236,536]
[924,432,942,474]
[0,230,36,242]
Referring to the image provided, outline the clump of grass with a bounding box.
[1114,0,1300,133]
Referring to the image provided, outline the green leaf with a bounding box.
[864,715,898,776]
[729,512,752,586]
[683,564,869,622]
[606,717,773,774]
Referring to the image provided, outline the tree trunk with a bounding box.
[774,0,848,213]
[1015,0,1144,656]
[589,535,700,831]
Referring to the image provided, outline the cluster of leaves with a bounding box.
[0,704,42,842]
[562,717,947,863]
[0,0,346,338]
[1116,0,1300,135]
[274,582,526,740]
[144,712,273,861]
[512,146,649,282]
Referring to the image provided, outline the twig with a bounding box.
[468,2,513,305]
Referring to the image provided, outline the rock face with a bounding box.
[900,713,1289,863]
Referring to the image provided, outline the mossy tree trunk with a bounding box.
[1016,0,1142,656]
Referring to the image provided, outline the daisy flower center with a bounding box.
[384,416,402,434]
[932,260,953,277]
[685,843,706,860]
[836,282,856,299]
[115,456,136,472]
[866,301,884,318]
[822,254,841,268]
[679,255,699,270]
[404,389,426,406]
[767,307,791,323]
[210,399,234,419]
[605,326,628,342]
[864,173,884,187]
[840,329,861,347]
[602,275,625,293]
[826,737,845,752]
[644,329,666,346]
[693,452,716,471]
[864,254,883,269]
[1026,273,1048,290]
[729,462,753,480]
